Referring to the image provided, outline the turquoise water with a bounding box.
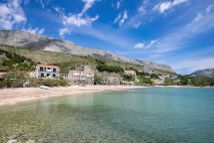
[0,88,214,143]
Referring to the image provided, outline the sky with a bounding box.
[0,0,214,74]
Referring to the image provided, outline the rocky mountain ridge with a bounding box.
[191,68,214,78]
[0,30,175,74]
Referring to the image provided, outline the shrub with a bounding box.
[0,80,4,88]
[29,78,69,87]
[94,74,102,85]
[164,77,174,85]
[3,71,29,88]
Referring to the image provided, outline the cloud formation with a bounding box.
[23,27,45,35]
[116,0,121,9]
[154,0,188,13]
[36,0,51,8]
[0,0,27,29]
[59,0,99,36]
[114,11,128,26]
[134,40,158,49]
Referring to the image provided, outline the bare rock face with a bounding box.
[134,60,174,73]
[0,30,175,74]
[191,68,214,77]
[0,30,129,61]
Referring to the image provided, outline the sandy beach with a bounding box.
[0,85,139,107]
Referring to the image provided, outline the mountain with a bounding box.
[191,68,214,78]
[0,30,175,74]
[134,60,174,73]
[0,30,130,61]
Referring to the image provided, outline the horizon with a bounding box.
[0,0,213,74]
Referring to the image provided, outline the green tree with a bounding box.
[179,76,189,85]
[3,71,29,88]
[94,74,102,85]
[164,77,174,85]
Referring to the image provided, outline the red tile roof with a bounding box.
[36,64,59,68]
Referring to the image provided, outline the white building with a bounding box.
[35,64,60,79]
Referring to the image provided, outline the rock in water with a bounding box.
[25,139,35,143]
[7,139,17,143]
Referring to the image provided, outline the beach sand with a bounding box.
[0,85,139,107]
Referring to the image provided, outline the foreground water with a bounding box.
[0,88,214,143]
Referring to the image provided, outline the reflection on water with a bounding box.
[0,88,214,143]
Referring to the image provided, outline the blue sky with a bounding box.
[0,0,214,74]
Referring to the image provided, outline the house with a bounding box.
[153,74,174,85]
[124,69,137,77]
[35,64,60,79]
[96,72,121,85]
[106,73,120,85]
[68,66,94,85]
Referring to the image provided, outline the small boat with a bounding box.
[40,85,49,90]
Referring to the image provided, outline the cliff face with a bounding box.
[134,60,174,73]
[191,68,214,78]
[0,30,175,74]
[0,30,130,61]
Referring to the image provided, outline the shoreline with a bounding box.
[0,85,140,107]
[0,85,213,108]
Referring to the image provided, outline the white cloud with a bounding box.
[134,43,144,49]
[59,28,70,36]
[134,40,158,49]
[116,0,121,9]
[23,27,45,35]
[154,0,188,13]
[67,25,134,48]
[62,14,99,27]
[138,0,149,14]
[36,0,51,9]
[138,3,146,15]
[133,22,141,28]
[59,0,99,36]
[0,0,27,30]
[173,57,214,74]
[79,0,96,16]
[54,7,64,13]
[114,11,128,26]
[143,4,214,54]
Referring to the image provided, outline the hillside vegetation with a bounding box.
[0,44,144,74]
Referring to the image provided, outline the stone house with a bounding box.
[35,64,60,79]
[124,69,137,77]
[68,66,94,85]
[96,72,121,85]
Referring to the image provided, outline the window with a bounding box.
[53,68,56,72]
[41,73,44,77]
[53,74,56,77]
[47,74,50,77]
[40,67,43,71]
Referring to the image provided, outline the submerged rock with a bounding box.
[25,139,34,143]
[7,139,17,143]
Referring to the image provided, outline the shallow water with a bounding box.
[0,88,214,143]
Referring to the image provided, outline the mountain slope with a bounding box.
[0,30,175,74]
[191,68,214,78]
[0,30,129,61]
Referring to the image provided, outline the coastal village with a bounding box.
[1,44,213,88]
[0,43,183,88]
[22,63,177,87]
[1,63,177,88]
